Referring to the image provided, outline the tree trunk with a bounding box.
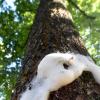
[11,0,100,100]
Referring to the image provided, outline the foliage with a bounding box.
[0,0,99,99]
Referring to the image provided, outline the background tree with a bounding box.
[0,0,100,100]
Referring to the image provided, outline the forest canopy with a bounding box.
[0,0,100,100]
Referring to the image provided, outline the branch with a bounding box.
[68,0,96,19]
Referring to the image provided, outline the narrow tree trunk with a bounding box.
[11,0,100,100]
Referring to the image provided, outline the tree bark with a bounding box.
[11,0,100,100]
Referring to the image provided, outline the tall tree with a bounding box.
[11,0,100,100]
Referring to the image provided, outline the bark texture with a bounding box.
[11,0,100,100]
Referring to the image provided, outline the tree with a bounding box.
[11,0,100,100]
[0,0,100,100]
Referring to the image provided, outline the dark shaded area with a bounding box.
[11,0,100,100]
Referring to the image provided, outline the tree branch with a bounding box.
[68,0,96,19]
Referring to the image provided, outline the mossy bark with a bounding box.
[11,0,100,100]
